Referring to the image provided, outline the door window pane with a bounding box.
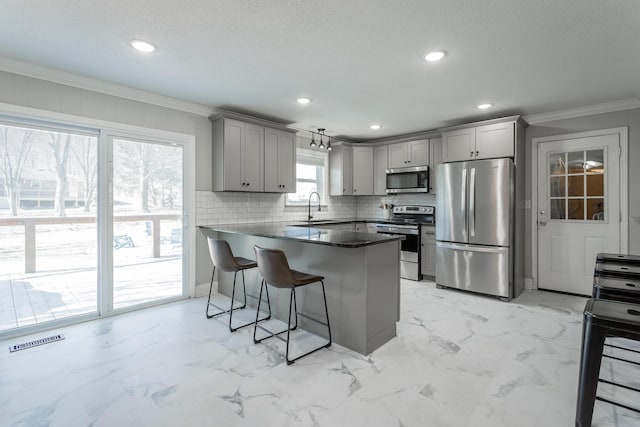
[587,175,604,197]
[586,150,605,173]
[587,198,605,221]
[0,123,98,333]
[567,151,585,174]
[550,176,565,197]
[567,175,584,197]
[112,138,183,310]
[567,199,584,220]
[549,153,566,175]
[550,199,565,220]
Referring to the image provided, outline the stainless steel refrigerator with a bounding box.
[435,158,514,299]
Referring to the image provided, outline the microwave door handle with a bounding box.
[461,167,467,240]
[469,167,476,237]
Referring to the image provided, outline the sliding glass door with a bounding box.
[1,115,191,336]
[110,137,185,310]
[0,122,99,332]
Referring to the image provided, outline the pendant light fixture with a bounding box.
[309,128,333,150]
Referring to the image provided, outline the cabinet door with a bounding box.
[342,145,353,195]
[223,119,244,191]
[387,142,408,168]
[408,139,429,167]
[442,128,475,162]
[352,146,373,195]
[474,122,514,160]
[421,227,436,276]
[278,131,296,193]
[263,128,280,192]
[429,138,442,194]
[243,123,264,192]
[373,145,388,195]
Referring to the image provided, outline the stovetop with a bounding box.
[386,205,435,226]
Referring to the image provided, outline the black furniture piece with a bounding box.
[205,238,270,332]
[593,253,640,306]
[253,245,331,365]
[576,299,640,426]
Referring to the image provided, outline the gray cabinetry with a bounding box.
[265,128,296,193]
[441,120,515,162]
[329,145,353,196]
[352,146,373,195]
[373,145,388,195]
[388,140,429,168]
[421,225,436,277]
[212,118,264,191]
[428,137,442,194]
[211,112,296,193]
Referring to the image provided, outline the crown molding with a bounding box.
[523,98,640,125]
[0,55,215,117]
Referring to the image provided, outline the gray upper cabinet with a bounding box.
[352,146,373,195]
[373,145,388,195]
[388,140,429,168]
[264,128,296,193]
[329,145,353,196]
[211,113,296,193]
[213,118,264,192]
[474,122,514,160]
[442,121,515,162]
[428,137,442,194]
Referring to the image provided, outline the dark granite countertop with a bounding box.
[199,221,405,248]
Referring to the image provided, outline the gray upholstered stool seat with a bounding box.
[205,238,270,332]
[253,245,331,365]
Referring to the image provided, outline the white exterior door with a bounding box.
[537,133,621,295]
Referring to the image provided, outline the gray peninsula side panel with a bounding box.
[200,229,400,355]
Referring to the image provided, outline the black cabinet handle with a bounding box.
[475,151,479,156]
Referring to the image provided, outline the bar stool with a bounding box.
[575,299,640,426]
[253,246,331,365]
[206,238,270,332]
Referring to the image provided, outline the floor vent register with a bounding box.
[9,334,65,353]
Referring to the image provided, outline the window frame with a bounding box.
[285,147,329,206]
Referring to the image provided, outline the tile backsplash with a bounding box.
[196,191,437,225]
[196,191,357,225]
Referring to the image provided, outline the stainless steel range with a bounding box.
[375,205,435,281]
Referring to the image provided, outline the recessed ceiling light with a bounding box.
[477,103,493,110]
[370,124,381,130]
[297,97,311,105]
[130,40,156,53]
[424,51,446,62]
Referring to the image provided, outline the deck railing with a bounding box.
[0,214,181,273]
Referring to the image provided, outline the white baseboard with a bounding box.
[524,278,535,290]
[195,282,215,298]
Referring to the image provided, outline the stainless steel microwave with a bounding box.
[386,166,429,194]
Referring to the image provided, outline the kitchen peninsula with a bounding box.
[199,222,402,355]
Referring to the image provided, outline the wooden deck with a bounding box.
[0,257,182,333]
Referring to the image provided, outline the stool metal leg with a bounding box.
[576,316,607,427]
[205,266,217,319]
[253,282,298,345]
[285,281,332,365]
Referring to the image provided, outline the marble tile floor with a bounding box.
[1,280,639,427]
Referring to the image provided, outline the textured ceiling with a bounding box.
[0,0,639,140]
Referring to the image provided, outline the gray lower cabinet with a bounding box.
[421,226,436,277]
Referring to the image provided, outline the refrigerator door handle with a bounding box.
[469,167,476,237]
[461,167,467,239]
[437,241,507,254]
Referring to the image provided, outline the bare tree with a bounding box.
[49,133,71,217]
[70,136,97,212]
[0,126,35,216]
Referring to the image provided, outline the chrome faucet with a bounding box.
[308,192,321,221]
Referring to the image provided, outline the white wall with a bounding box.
[524,108,640,280]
